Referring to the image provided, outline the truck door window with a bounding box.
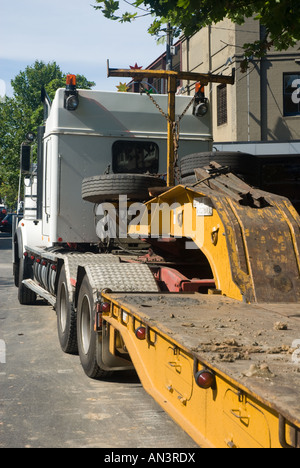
[112,141,159,174]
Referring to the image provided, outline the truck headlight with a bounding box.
[65,94,79,111]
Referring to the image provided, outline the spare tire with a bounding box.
[82,174,166,203]
[180,151,256,179]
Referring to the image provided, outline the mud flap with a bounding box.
[96,327,133,371]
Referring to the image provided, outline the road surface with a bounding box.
[0,233,198,449]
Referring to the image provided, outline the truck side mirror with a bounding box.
[20,143,31,173]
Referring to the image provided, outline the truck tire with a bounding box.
[82,173,166,203]
[77,274,111,379]
[56,266,78,355]
[18,257,37,305]
[180,151,256,180]
[180,175,198,185]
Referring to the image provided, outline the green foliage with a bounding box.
[93,0,300,63]
[0,61,95,208]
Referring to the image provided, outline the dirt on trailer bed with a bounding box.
[106,292,300,426]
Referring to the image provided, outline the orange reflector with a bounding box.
[195,82,205,94]
[66,74,76,87]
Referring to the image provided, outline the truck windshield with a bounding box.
[112,141,159,174]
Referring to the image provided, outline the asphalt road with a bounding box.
[0,233,198,449]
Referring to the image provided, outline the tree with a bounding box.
[0,61,95,208]
[93,0,300,66]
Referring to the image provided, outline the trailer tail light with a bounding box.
[95,310,103,331]
[100,302,110,313]
[94,302,111,332]
[135,326,146,340]
[195,369,216,389]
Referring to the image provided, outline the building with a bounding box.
[141,17,300,153]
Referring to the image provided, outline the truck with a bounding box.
[13,65,300,448]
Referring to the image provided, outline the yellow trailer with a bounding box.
[89,169,300,448]
[99,292,300,448]
[75,65,300,448]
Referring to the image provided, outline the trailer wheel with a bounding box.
[82,173,166,203]
[18,257,37,305]
[56,266,78,355]
[77,274,111,379]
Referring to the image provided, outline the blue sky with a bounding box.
[0,0,166,97]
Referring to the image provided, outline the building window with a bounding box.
[283,73,300,116]
[217,84,227,126]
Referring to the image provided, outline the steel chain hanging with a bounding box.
[140,83,196,183]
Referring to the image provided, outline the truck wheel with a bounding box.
[180,151,256,180]
[56,266,78,355]
[18,257,37,305]
[180,174,198,185]
[82,173,166,203]
[77,274,111,379]
[13,259,20,288]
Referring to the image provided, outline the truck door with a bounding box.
[42,138,51,236]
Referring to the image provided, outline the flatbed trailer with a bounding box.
[100,292,300,448]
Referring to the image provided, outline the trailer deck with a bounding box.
[101,292,300,448]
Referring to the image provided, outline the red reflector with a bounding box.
[195,369,215,389]
[95,311,103,331]
[135,326,146,340]
[36,258,41,263]
[51,264,56,271]
[100,302,110,313]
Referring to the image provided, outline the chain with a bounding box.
[140,83,196,183]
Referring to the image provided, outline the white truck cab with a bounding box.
[17,79,212,250]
